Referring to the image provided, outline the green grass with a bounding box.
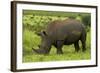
[22,10,91,63]
[23,29,91,63]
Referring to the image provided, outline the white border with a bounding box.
[16,3,96,69]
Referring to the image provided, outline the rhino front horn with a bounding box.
[32,48,44,54]
[32,48,39,53]
[32,48,48,54]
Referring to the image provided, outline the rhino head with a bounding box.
[32,31,52,54]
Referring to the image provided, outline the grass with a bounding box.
[22,29,91,63]
[22,10,91,63]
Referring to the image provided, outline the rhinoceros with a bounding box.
[32,18,86,54]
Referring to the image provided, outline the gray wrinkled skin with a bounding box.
[32,19,87,54]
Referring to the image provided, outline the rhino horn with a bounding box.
[32,48,48,54]
[32,48,35,51]
[32,48,39,54]
[32,48,44,54]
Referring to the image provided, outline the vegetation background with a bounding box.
[22,10,91,62]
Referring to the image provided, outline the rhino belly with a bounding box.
[64,31,81,45]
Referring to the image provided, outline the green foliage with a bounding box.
[22,10,91,62]
[23,15,67,33]
[23,10,91,33]
[23,29,41,56]
[81,14,91,27]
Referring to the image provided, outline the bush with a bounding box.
[81,14,91,27]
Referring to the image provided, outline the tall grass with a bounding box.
[23,29,91,62]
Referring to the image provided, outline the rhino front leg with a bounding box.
[56,40,63,54]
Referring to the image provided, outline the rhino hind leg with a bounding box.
[74,41,80,52]
[56,40,63,54]
[80,32,86,52]
[81,38,86,52]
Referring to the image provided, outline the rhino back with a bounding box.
[46,19,85,41]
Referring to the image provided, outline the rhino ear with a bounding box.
[37,31,47,37]
[41,31,47,36]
